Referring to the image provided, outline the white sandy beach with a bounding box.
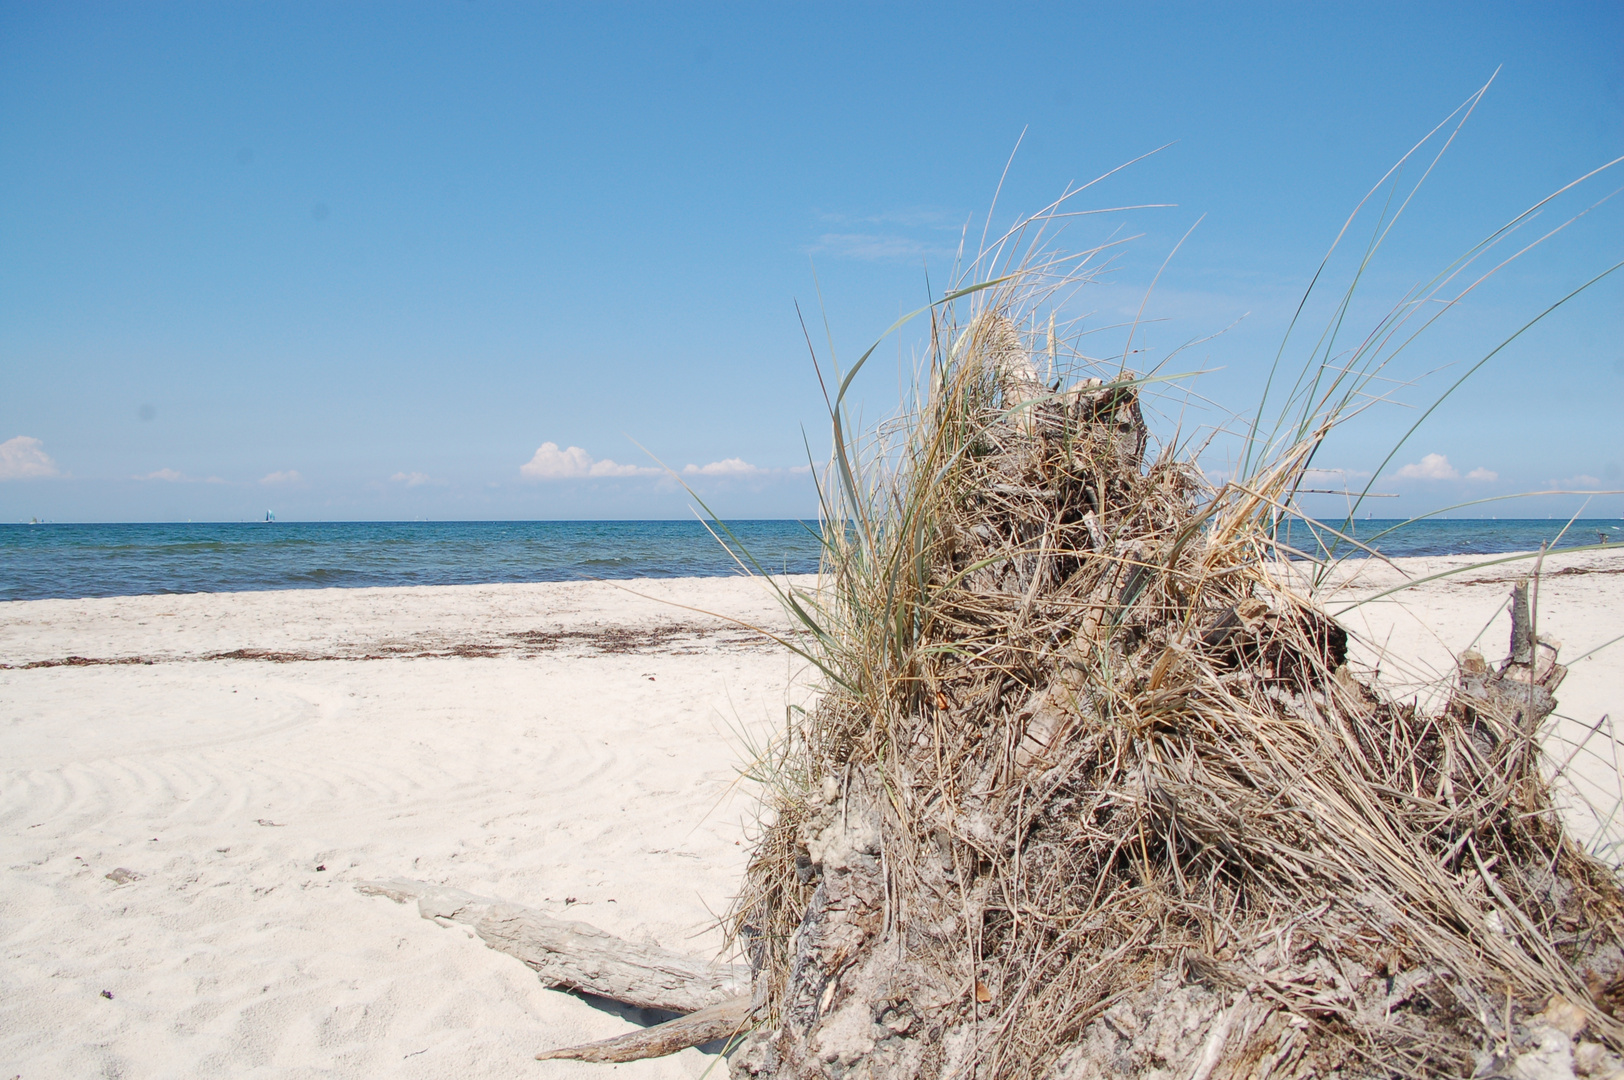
[2,553,1621,1078]
[0,577,817,1078]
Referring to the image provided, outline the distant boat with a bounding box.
[264,510,276,523]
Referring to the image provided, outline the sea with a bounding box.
[0,519,1620,603]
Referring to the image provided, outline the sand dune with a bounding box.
[1,555,1619,1077]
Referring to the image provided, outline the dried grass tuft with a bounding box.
[727,237,1624,1078]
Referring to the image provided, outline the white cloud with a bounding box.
[0,435,60,480]
[390,471,442,487]
[816,208,955,228]
[260,470,303,485]
[809,233,954,262]
[1465,467,1499,483]
[683,457,763,477]
[1396,453,1459,481]
[1303,467,1373,482]
[520,442,660,480]
[1551,474,1605,488]
[135,468,228,484]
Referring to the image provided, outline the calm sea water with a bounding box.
[1286,518,1622,562]
[0,519,1618,602]
[0,520,824,602]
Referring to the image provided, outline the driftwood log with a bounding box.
[535,994,754,1062]
[1450,576,1567,741]
[356,878,747,1014]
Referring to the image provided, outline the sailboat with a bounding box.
[264,510,276,523]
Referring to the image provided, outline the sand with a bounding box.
[0,577,816,1078]
[1,552,1620,1077]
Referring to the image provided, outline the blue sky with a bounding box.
[2,2,1620,522]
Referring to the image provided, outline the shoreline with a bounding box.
[0,575,820,670]
[3,518,1617,605]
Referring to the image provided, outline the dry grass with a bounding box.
[726,235,1624,1076]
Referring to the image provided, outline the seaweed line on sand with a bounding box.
[1,623,777,669]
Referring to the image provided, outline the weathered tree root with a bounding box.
[356,877,747,1015]
[721,304,1624,1079]
[535,994,755,1062]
